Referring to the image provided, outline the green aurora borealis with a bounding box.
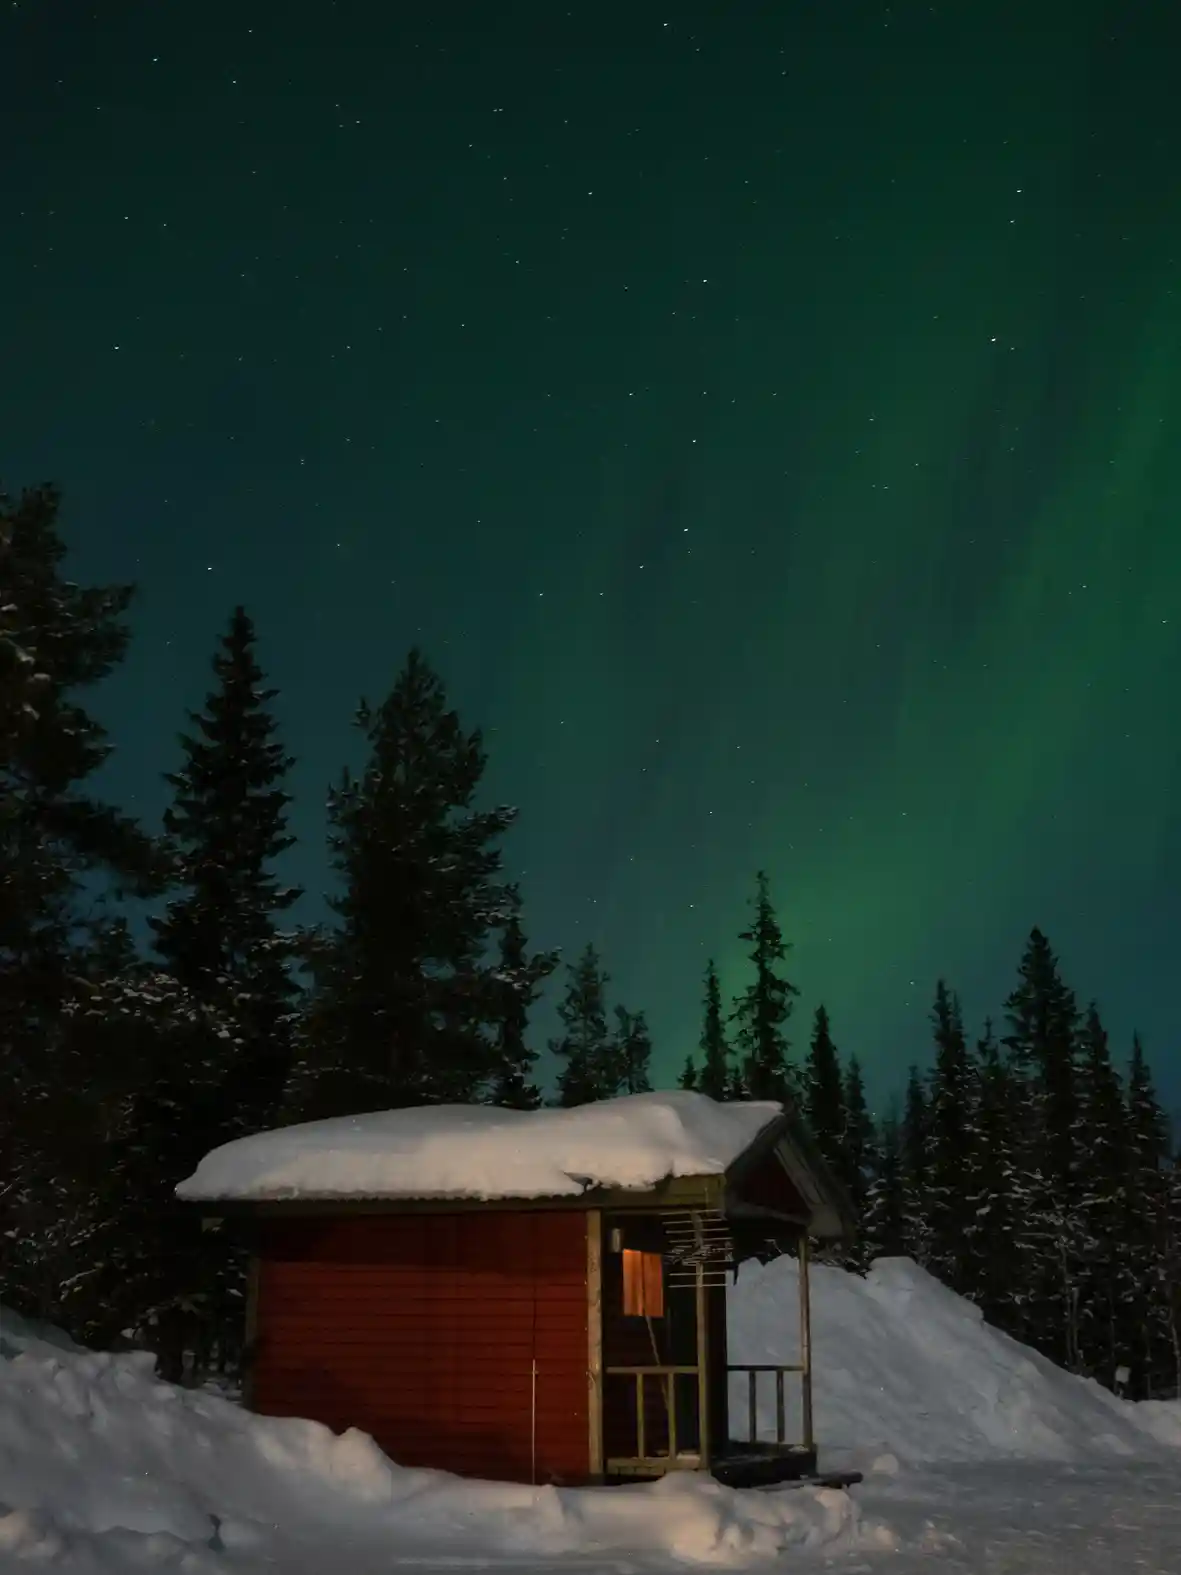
[2,0,1179,1105]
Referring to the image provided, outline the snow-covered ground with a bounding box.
[4,1258,1181,1573]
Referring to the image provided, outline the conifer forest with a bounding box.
[3,483,1179,1403]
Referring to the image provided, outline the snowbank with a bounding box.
[730,1254,1181,1467]
[0,1304,889,1572]
[176,1090,783,1202]
[6,1256,1181,1572]
[0,1307,82,1362]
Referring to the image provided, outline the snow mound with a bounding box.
[0,1307,889,1571]
[0,1307,83,1362]
[8,1256,1181,1573]
[177,1090,783,1202]
[729,1255,1181,1467]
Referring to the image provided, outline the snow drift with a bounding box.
[4,1255,1181,1572]
[0,1307,887,1572]
[731,1254,1181,1467]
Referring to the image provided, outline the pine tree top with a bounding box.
[730,870,800,1100]
[151,607,299,989]
[0,483,156,893]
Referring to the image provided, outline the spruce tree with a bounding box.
[964,1019,1028,1333]
[1123,1032,1171,1393]
[695,957,732,1099]
[804,1004,847,1177]
[487,886,555,1109]
[678,1055,698,1090]
[1003,927,1080,1194]
[899,1066,932,1264]
[294,648,520,1115]
[729,871,800,1101]
[840,1055,876,1230]
[1002,929,1083,1366]
[1,484,157,1327]
[863,1107,907,1261]
[1073,1004,1130,1386]
[1156,1153,1181,1399]
[551,944,617,1106]
[53,960,237,1365]
[150,607,300,1140]
[614,1006,653,1095]
[926,981,975,1294]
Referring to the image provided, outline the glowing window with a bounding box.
[622,1248,664,1318]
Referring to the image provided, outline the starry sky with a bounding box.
[3,0,1179,1111]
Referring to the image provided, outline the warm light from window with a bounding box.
[622,1249,664,1317]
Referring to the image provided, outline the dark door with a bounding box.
[600,1214,702,1463]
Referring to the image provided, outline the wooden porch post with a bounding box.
[695,1254,711,1469]
[798,1232,814,1454]
[242,1254,261,1410]
[586,1209,605,1481]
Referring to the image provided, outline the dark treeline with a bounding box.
[3,484,1179,1403]
[681,925,1181,1402]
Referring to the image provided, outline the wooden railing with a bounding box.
[604,1364,699,1465]
[726,1362,810,1451]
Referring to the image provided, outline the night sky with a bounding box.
[3,1,1179,1109]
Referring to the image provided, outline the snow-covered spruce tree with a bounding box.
[0,483,158,1328]
[1002,928,1084,1369]
[486,885,556,1109]
[1003,927,1080,1194]
[803,1004,847,1179]
[925,981,977,1296]
[551,943,617,1106]
[899,1065,932,1265]
[1123,1033,1172,1395]
[150,606,300,1142]
[729,870,800,1101]
[838,1054,877,1263]
[962,1019,1030,1336]
[293,648,522,1115]
[88,607,302,1376]
[1156,1152,1181,1400]
[1072,1003,1131,1386]
[614,1005,653,1095]
[862,1104,907,1260]
[52,956,237,1368]
[680,957,732,1098]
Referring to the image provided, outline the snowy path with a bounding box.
[173,1465,1181,1575]
[852,1462,1181,1575]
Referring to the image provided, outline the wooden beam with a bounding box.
[799,1233,814,1454]
[695,1252,711,1469]
[586,1209,604,1482]
[183,1173,723,1222]
[242,1254,260,1410]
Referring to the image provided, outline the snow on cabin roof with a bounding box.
[175,1091,784,1204]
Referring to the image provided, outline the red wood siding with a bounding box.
[251,1211,589,1485]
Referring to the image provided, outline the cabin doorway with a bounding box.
[599,1213,721,1473]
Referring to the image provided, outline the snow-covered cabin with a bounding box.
[178,1091,853,1488]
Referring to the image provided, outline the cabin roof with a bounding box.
[177,1091,853,1240]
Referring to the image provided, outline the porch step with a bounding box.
[711,1446,861,1491]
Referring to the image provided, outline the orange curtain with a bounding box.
[622,1249,665,1318]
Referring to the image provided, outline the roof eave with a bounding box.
[723,1105,858,1241]
[177,1170,728,1219]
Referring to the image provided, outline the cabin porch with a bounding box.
[594,1206,819,1488]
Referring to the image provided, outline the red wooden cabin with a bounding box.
[180,1093,852,1488]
